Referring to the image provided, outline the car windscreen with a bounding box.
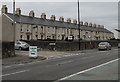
[99,42,107,45]
[21,42,27,44]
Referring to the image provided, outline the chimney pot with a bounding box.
[102,25,104,28]
[84,22,88,26]
[96,25,100,28]
[29,10,35,17]
[41,13,46,19]
[98,25,100,28]
[80,21,83,25]
[67,18,71,23]
[1,5,8,13]
[92,24,96,28]
[59,17,64,22]
[100,25,104,28]
[50,15,56,21]
[73,19,77,24]
[16,8,21,15]
[89,22,92,27]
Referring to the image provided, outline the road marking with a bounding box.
[57,60,73,65]
[113,49,118,50]
[18,64,24,66]
[27,60,42,65]
[4,66,12,68]
[52,53,84,59]
[56,58,119,81]
[98,51,108,52]
[1,70,29,77]
[3,64,25,68]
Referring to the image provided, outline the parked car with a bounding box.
[98,42,111,50]
[118,43,120,48]
[15,41,30,50]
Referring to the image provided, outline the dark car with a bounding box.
[98,42,111,50]
[118,43,120,48]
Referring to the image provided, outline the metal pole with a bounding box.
[13,0,15,55]
[78,0,80,50]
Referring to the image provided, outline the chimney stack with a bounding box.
[84,22,88,26]
[92,24,96,28]
[1,5,8,13]
[41,13,46,19]
[101,25,104,28]
[98,25,101,28]
[96,25,100,28]
[16,8,21,15]
[67,18,71,23]
[73,19,77,24]
[89,23,92,27]
[29,10,35,17]
[80,21,83,25]
[50,15,56,21]
[59,17,64,22]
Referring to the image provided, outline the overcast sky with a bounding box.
[0,0,119,38]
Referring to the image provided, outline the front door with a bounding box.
[27,35,30,40]
[41,35,44,40]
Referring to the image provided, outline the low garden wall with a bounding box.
[24,40,119,51]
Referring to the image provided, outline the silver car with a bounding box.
[15,41,30,50]
[98,42,111,50]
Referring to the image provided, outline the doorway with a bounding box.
[27,35,30,40]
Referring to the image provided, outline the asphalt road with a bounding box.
[2,48,119,81]
[64,59,118,80]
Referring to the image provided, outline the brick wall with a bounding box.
[2,42,15,58]
[24,40,119,51]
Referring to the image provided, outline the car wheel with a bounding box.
[98,49,101,51]
[19,47,22,50]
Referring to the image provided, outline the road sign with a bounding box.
[49,43,56,45]
[68,36,73,40]
[29,46,38,58]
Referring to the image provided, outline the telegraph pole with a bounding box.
[13,0,15,56]
[78,0,80,50]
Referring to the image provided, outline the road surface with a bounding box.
[2,48,119,81]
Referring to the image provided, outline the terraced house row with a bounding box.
[1,5,114,41]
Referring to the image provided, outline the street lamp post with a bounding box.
[78,0,80,50]
[13,0,16,56]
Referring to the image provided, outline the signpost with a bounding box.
[29,46,38,58]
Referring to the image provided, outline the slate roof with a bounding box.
[6,13,112,33]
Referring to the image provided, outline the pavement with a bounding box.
[2,48,119,80]
[2,50,84,66]
[2,48,118,66]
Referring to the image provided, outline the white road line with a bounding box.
[18,64,24,66]
[99,51,108,52]
[57,60,73,65]
[113,49,118,50]
[52,53,83,59]
[56,58,119,81]
[4,66,12,68]
[1,70,29,77]
[3,64,25,68]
